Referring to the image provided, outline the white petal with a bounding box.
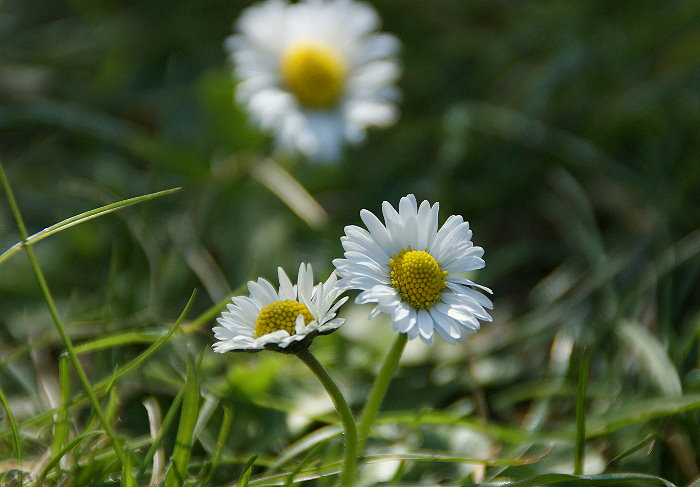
[416,309,434,341]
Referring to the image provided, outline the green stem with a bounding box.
[357,333,408,452]
[0,163,127,468]
[0,385,23,486]
[296,348,358,487]
[574,350,590,475]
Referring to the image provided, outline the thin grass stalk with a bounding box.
[0,385,23,486]
[201,405,233,486]
[8,290,196,437]
[0,161,129,471]
[137,389,185,479]
[574,351,590,475]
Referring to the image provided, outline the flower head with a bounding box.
[226,0,401,160]
[333,195,493,344]
[213,263,347,353]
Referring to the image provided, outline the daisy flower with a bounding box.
[333,195,493,344]
[213,263,347,353]
[226,0,401,160]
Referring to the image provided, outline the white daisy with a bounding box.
[333,194,493,344]
[226,0,401,160]
[213,263,348,353]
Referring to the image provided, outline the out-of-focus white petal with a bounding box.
[226,0,401,162]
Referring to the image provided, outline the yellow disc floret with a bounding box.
[255,300,314,338]
[280,41,347,108]
[389,247,447,310]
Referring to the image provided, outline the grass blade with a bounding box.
[282,442,327,487]
[137,390,185,480]
[73,329,170,355]
[617,320,682,397]
[238,455,258,487]
[249,158,327,228]
[0,384,23,482]
[1,160,127,466]
[39,430,103,483]
[574,351,589,475]
[201,406,233,486]
[51,355,71,466]
[0,187,180,266]
[489,472,678,487]
[164,353,200,487]
[585,393,700,438]
[8,290,198,437]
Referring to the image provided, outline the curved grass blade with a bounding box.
[268,425,343,472]
[489,472,677,487]
[10,290,198,438]
[238,455,258,487]
[282,442,327,487]
[585,393,700,438]
[250,450,549,487]
[376,410,561,443]
[0,187,180,266]
[617,320,683,397]
[39,430,104,483]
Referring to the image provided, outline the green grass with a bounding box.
[1,0,700,485]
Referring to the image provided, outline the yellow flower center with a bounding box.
[280,41,347,108]
[389,248,447,310]
[255,300,314,338]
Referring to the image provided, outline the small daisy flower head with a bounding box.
[213,263,348,354]
[226,0,401,160]
[333,195,493,344]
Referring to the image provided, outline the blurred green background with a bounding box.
[1,0,700,485]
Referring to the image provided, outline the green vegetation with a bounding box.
[1,0,699,485]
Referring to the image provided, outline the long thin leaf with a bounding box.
[617,320,683,397]
[585,393,700,438]
[201,406,233,487]
[0,187,180,266]
[237,455,258,487]
[39,430,104,482]
[164,354,200,487]
[137,390,185,479]
[73,329,167,355]
[51,355,71,465]
[489,472,678,487]
[282,442,327,487]
[268,425,343,472]
[249,158,327,228]
[10,290,197,437]
[0,385,22,476]
[574,351,589,474]
[249,450,548,487]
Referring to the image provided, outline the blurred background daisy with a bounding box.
[226,0,401,161]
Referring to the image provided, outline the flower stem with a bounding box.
[357,333,408,452]
[296,348,358,487]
